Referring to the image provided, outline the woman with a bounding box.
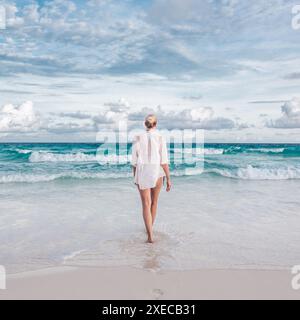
[131,115,171,243]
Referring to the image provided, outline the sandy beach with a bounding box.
[1,266,299,300]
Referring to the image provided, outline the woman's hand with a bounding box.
[161,164,171,192]
[166,178,172,192]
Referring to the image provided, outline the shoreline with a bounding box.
[1,265,299,300]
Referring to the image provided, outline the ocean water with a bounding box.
[0,143,300,273]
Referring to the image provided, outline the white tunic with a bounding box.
[131,130,169,190]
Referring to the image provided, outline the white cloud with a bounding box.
[267,98,300,129]
[0,0,154,76]
[0,101,39,132]
[0,0,293,79]
[46,109,125,134]
[0,101,239,136]
[4,3,24,28]
[104,98,130,112]
[129,106,236,130]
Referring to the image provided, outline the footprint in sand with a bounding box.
[151,288,164,300]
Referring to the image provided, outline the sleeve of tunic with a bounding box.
[160,136,169,165]
[131,136,139,167]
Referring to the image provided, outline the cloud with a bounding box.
[0,0,298,142]
[47,108,128,134]
[1,101,239,136]
[43,120,96,134]
[0,0,294,80]
[182,93,203,101]
[283,73,300,80]
[57,112,94,120]
[4,3,24,28]
[0,0,154,76]
[149,0,238,26]
[129,106,236,130]
[249,100,288,104]
[104,98,130,112]
[237,123,251,130]
[0,100,128,135]
[267,98,300,129]
[0,101,40,132]
[40,113,96,134]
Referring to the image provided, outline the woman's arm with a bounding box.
[161,164,171,192]
[132,166,136,177]
[131,136,138,177]
[160,135,171,192]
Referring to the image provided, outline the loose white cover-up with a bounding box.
[131,130,169,190]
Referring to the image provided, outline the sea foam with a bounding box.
[209,165,300,180]
[29,151,130,164]
[0,171,132,184]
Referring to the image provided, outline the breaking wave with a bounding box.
[0,171,132,184]
[208,165,300,180]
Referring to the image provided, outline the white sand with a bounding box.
[1,266,299,300]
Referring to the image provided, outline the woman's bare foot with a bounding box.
[147,236,154,244]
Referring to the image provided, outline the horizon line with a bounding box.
[0,141,300,145]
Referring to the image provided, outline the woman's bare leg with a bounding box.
[151,178,163,226]
[138,188,154,243]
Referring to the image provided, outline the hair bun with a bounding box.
[145,114,157,129]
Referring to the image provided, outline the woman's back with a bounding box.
[133,130,165,165]
[132,129,168,190]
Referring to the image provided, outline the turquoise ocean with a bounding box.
[1,143,300,273]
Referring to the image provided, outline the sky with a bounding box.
[0,0,300,142]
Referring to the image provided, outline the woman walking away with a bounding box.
[132,115,171,243]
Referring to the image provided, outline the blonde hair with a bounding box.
[145,114,157,129]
